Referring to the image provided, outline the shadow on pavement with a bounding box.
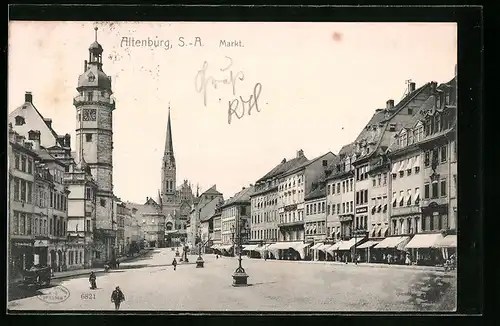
[403,273,456,310]
[248,281,278,287]
[8,282,59,301]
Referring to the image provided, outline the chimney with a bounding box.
[375,109,383,113]
[409,82,416,93]
[24,142,33,150]
[242,187,246,190]
[249,184,253,187]
[25,91,33,103]
[84,60,88,72]
[431,81,437,94]
[44,118,52,128]
[64,133,71,148]
[28,130,41,150]
[386,99,394,110]
[281,158,286,164]
[297,149,304,158]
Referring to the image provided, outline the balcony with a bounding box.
[73,95,116,109]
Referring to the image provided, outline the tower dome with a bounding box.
[89,41,103,54]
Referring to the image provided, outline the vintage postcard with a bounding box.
[7,21,457,312]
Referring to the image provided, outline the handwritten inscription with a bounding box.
[228,83,262,124]
[194,57,245,107]
[194,57,264,124]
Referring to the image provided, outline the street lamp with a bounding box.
[196,233,204,268]
[231,218,249,287]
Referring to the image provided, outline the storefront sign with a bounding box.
[34,240,49,247]
[13,241,33,248]
[356,206,368,214]
[284,204,297,212]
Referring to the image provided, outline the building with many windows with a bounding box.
[277,150,336,243]
[220,186,254,256]
[249,153,308,250]
[304,180,327,260]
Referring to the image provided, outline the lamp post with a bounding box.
[196,233,204,268]
[231,218,249,287]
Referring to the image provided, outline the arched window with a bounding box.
[88,72,95,82]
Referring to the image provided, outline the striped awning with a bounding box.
[356,240,380,249]
[433,235,457,248]
[242,244,259,251]
[311,243,323,250]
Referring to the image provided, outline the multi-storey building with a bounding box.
[114,199,129,256]
[187,186,223,250]
[220,186,254,255]
[249,153,308,252]
[127,198,165,248]
[197,196,224,253]
[277,150,336,242]
[326,145,355,242]
[212,205,222,248]
[304,181,327,260]
[400,76,457,264]
[8,127,39,280]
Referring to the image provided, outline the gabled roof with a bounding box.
[281,152,335,178]
[256,155,309,183]
[222,185,255,208]
[199,197,224,222]
[10,101,60,141]
[126,202,164,215]
[304,180,327,201]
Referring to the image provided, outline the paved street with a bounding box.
[8,248,456,312]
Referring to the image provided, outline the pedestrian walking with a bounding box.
[116,259,120,269]
[89,271,97,289]
[216,254,219,259]
[111,286,125,310]
[172,258,177,271]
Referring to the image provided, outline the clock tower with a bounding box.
[74,27,115,231]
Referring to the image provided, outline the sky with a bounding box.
[8,22,457,204]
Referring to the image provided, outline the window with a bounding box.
[399,191,404,207]
[424,151,430,167]
[100,198,106,207]
[407,189,412,206]
[441,179,447,196]
[86,134,93,142]
[322,160,328,167]
[415,187,420,205]
[327,204,331,215]
[20,180,26,202]
[377,174,382,186]
[424,184,430,199]
[356,192,359,205]
[350,179,353,191]
[14,178,20,201]
[27,182,32,204]
[21,155,27,172]
[322,202,325,213]
[342,181,346,193]
[337,204,340,214]
[372,179,376,187]
[327,185,331,195]
[337,183,340,193]
[408,108,413,115]
[350,201,353,212]
[432,182,439,198]
[332,204,336,215]
[15,116,26,125]
[364,190,368,204]
[88,72,95,82]
[441,146,447,163]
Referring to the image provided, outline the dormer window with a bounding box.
[15,115,25,126]
[389,123,396,132]
[88,72,95,82]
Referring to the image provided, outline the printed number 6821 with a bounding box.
[81,293,96,300]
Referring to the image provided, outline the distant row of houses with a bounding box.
[196,72,457,267]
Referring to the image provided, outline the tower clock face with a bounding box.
[82,109,97,121]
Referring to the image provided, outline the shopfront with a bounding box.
[10,239,34,279]
[404,232,445,266]
[373,236,412,264]
[33,239,49,266]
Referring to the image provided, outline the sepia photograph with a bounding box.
[7,20,458,312]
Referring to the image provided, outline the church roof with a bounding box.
[164,107,174,155]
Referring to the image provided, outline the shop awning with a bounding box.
[405,233,445,249]
[255,244,271,252]
[268,242,302,250]
[414,155,421,169]
[219,245,233,251]
[336,237,365,250]
[311,243,323,250]
[391,161,400,174]
[293,242,312,251]
[433,235,457,248]
[210,245,219,249]
[319,244,333,252]
[327,242,342,252]
[374,236,411,250]
[398,159,407,172]
[357,240,380,249]
[243,244,259,251]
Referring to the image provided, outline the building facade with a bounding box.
[127,198,166,248]
[304,183,327,260]
[249,154,308,247]
[114,199,129,256]
[277,150,336,243]
[220,186,254,255]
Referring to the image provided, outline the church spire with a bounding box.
[164,103,174,156]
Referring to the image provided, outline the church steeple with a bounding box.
[164,104,174,157]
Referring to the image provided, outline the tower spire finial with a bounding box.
[94,26,98,42]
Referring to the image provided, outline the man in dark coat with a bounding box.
[172,258,177,271]
[111,286,125,310]
[89,271,97,289]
